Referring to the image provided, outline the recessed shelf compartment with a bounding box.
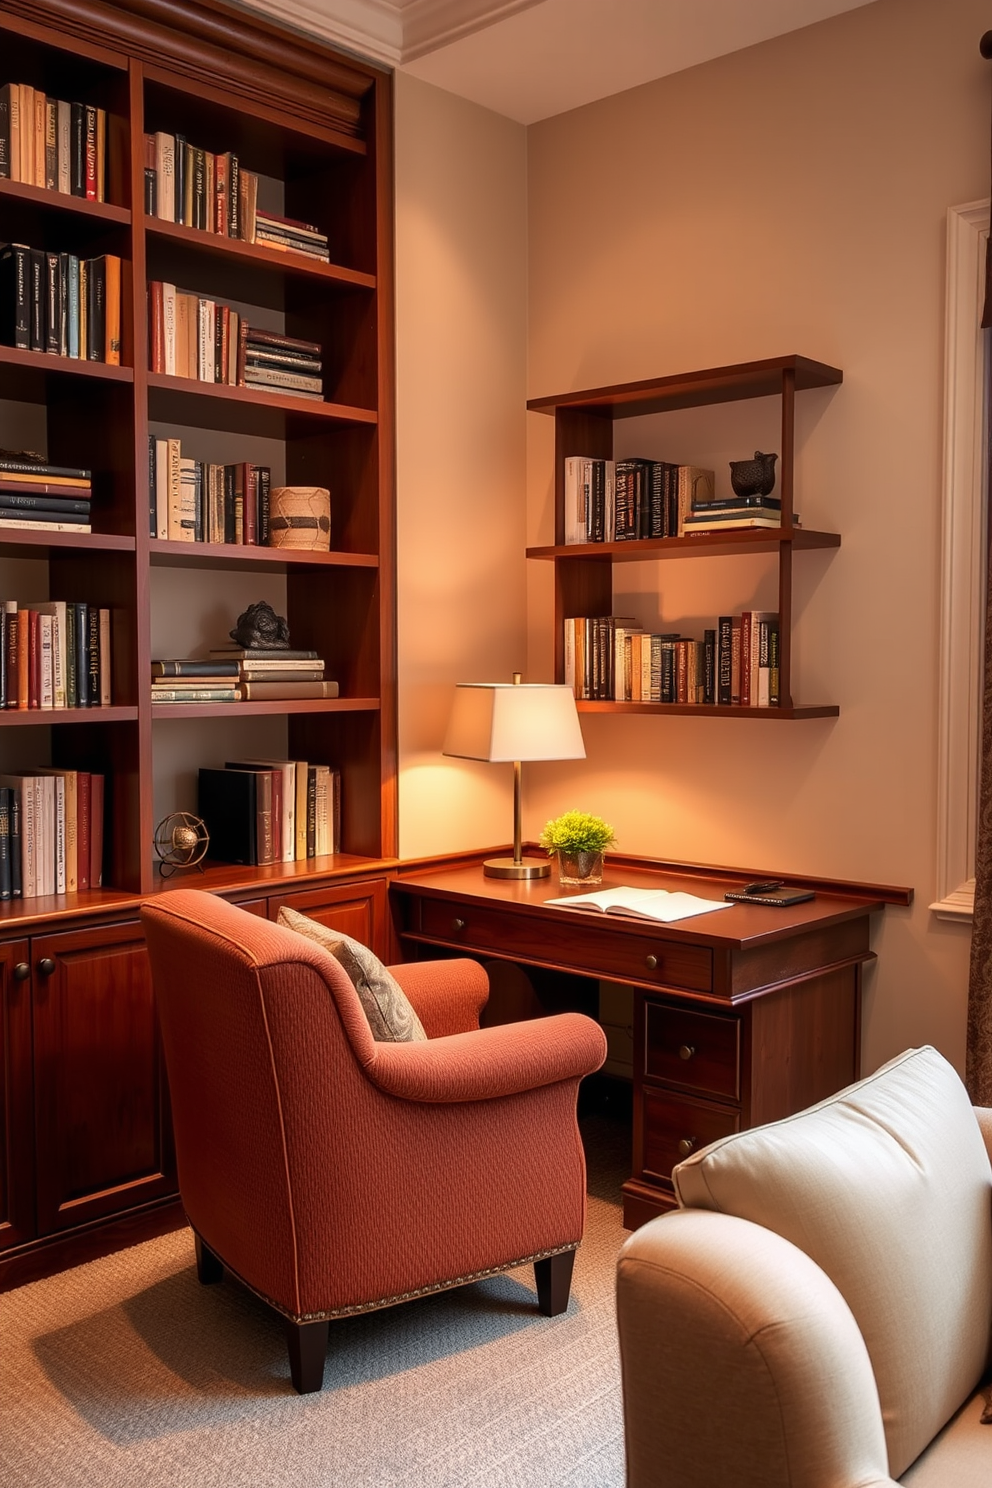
[148,540,377,571]
[143,216,375,289]
[150,696,379,719]
[527,529,841,561]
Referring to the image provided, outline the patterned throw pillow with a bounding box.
[277,905,427,1043]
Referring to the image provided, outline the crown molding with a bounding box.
[238,0,544,67]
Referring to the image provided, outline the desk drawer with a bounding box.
[645,1003,740,1100]
[642,1090,739,1185]
[418,899,712,992]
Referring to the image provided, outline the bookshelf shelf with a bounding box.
[527,529,841,562]
[145,373,376,426]
[529,356,842,713]
[0,178,132,224]
[148,540,377,571]
[150,697,379,719]
[0,346,133,381]
[143,217,376,289]
[0,532,135,556]
[0,706,139,727]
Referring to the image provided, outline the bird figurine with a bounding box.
[729,450,778,499]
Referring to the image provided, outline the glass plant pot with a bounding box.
[557,850,605,887]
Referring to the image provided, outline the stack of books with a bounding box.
[683,495,794,534]
[147,441,270,545]
[253,210,330,262]
[210,647,339,701]
[1,599,110,709]
[198,759,340,866]
[242,329,322,400]
[0,244,122,363]
[0,85,107,200]
[564,457,715,543]
[151,659,241,704]
[0,454,92,533]
[0,770,104,897]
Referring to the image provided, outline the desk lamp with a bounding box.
[443,672,586,879]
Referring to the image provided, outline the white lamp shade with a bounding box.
[443,683,586,763]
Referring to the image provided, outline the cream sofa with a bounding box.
[616,1045,992,1487]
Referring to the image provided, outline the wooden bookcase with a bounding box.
[526,355,842,718]
[0,0,396,1286]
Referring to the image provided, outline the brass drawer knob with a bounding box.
[677,1137,695,1157]
[645,954,658,970]
[679,1044,695,1061]
[452,917,465,932]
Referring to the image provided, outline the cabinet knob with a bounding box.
[677,1137,696,1157]
[644,954,658,970]
[12,961,30,981]
[452,917,465,932]
[679,1044,695,1061]
[37,957,56,977]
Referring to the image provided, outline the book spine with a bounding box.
[144,132,156,215]
[1,244,30,349]
[76,773,90,888]
[9,787,20,899]
[104,254,121,364]
[306,767,316,858]
[86,256,106,362]
[64,771,77,892]
[75,603,89,707]
[4,606,16,708]
[154,133,175,221]
[57,99,71,193]
[703,628,716,706]
[67,254,79,358]
[39,613,53,708]
[29,249,44,352]
[89,774,104,887]
[84,104,98,200]
[0,789,11,901]
[27,609,39,709]
[0,85,10,180]
[99,608,111,706]
[45,97,57,190]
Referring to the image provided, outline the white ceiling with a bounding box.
[244,0,878,124]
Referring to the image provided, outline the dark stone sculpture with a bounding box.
[229,601,291,650]
[729,450,778,498]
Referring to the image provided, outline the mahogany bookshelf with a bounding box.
[0,0,396,1287]
[527,355,843,715]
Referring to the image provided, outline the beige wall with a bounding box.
[394,0,988,1075]
[394,73,528,858]
[524,0,990,1074]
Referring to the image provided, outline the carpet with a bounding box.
[2,1116,630,1488]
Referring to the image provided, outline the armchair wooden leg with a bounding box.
[286,1318,330,1394]
[194,1233,224,1285]
[535,1249,575,1316]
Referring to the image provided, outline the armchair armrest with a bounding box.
[366,1012,606,1103]
[974,1106,992,1169]
[389,958,488,1037]
[617,1209,895,1488]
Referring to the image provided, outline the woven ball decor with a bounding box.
[268,486,331,550]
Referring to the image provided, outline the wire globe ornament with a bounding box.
[154,811,209,877]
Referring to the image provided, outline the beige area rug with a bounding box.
[2,1117,629,1488]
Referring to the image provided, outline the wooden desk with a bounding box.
[390,855,910,1229]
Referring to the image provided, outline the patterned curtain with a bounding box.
[967,33,992,1102]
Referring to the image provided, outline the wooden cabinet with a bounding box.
[526,356,841,718]
[0,940,33,1254]
[31,919,174,1236]
[269,877,389,952]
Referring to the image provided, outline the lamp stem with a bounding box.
[512,759,523,866]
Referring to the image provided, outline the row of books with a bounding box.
[564,611,780,707]
[0,244,122,363]
[0,84,107,200]
[1,600,111,710]
[148,441,272,545]
[152,650,338,703]
[0,771,105,899]
[198,759,340,867]
[0,455,92,534]
[564,457,716,544]
[142,133,330,261]
[147,283,323,397]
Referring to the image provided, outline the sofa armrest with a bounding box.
[617,1209,896,1488]
[365,1011,606,1102]
[388,958,488,1037]
[974,1107,992,1169]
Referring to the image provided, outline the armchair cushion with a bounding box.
[672,1045,992,1479]
[277,905,427,1042]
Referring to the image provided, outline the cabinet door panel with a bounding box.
[269,878,388,957]
[0,940,33,1253]
[33,920,176,1234]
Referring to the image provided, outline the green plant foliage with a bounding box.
[539,810,617,857]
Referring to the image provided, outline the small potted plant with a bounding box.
[539,810,616,886]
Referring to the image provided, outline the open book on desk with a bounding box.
[545,885,732,924]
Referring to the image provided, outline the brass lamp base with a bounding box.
[483,856,551,880]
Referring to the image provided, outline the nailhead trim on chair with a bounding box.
[191,1226,579,1324]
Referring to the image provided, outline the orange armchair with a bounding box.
[141,889,607,1392]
